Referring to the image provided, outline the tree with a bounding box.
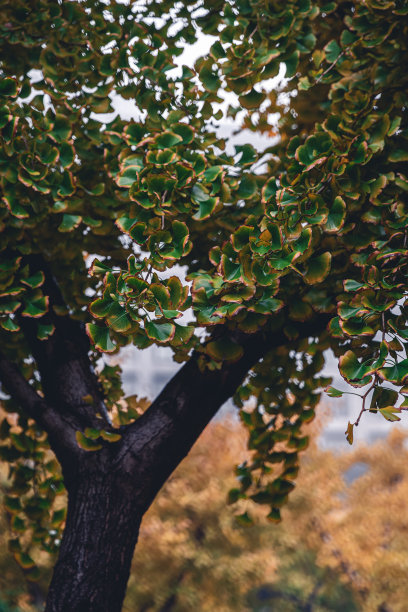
[0,0,407,609]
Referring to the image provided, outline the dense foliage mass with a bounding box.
[0,0,407,590]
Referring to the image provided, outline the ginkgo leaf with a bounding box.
[206,337,244,362]
[303,253,331,285]
[76,431,103,451]
[379,407,401,422]
[145,321,175,343]
[86,324,116,353]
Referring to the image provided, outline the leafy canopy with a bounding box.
[0,0,407,570]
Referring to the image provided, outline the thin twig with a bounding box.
[315,50,346,85]
[354,383,375,427]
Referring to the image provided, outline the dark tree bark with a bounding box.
[0,260,330,611]
[45,464,143,612]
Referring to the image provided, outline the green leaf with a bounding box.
[89,259,112,276]
[154,131,183,148]
[254,49,280,68]
[206,336,244,362]
[232,225,253,251]
[267,508,282,523]
[193,196,218,220]
[172,324,195,346]
[238,89,266,109]
[340,317,375,337]
[49,114,71,142]
[235,144,258,166]
[21,271,45,289]
[235,512,254,526]
[75,431,103,451]
[324,39,341,63]
[249,297,283,315]
[0,299,20,315]
[146,173,176,194]
[338,304,368,320]
[378,360,408,385]
[370,387,399,410]
[0,317,20,332]
[379,407,401,422]
[0,77,18,97]
[191,183,210,203]
[343,279,365,292]
[340,30,357,47]
[303,252,331,285]
[210,40,225,59]
[237,175,257,199]
[172,123,195,144]
[145,321,175,343]
[59,142,75,168]
[37,323,55,340]
[14,551,36,570]
[117,166,139,188]
[339,350,372,386]
[325,386,343,397]
[284,50,299,77]
[262,177,278,202]
[84,427,101,440]
[199,60,220,92]
[51,508,67,527]
[167,276,183,307]
[11,516,25,532]
[150,284,170,310]
[146,149,177,166]
[22,295,48,318]
[203,166,223,182]
[4,496,21,513]
[100,430,122,442]
[227,487,241,504]
[86,323,116,353]
[107,304,133,334]
[58,214,82,232]
[2,193,29,218]
[124,123,145,145]
[251,261,278,286]
[292,228,312,254]
[325,196,346,232]
[289,299,313,321]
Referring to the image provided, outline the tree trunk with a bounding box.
[45,468,143,612]
[24,316,330,611]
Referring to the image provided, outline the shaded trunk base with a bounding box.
[45,473,142,612]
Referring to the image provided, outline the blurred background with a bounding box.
[119,344,405,448]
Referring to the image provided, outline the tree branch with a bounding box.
[17,254,111,427]
[0,350,80,464]
[119,314,331,511]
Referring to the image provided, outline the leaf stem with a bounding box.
[315,50,346,85]
[354,383,375,427]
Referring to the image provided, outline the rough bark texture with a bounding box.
[45,467,143,612]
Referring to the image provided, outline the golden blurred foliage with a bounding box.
[1,415,408,611]
[124,418,408,612]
